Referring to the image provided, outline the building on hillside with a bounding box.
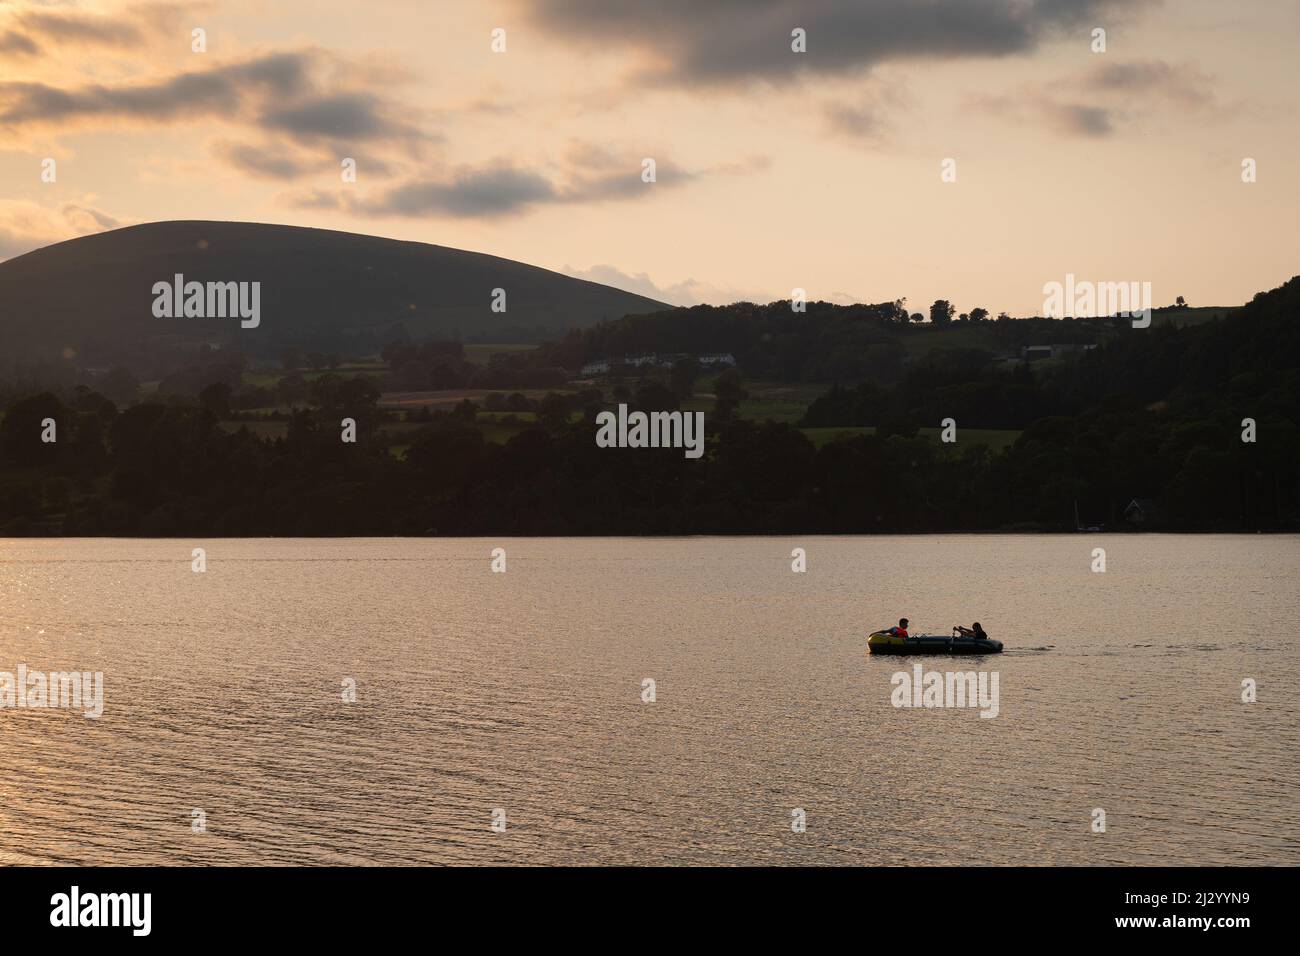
[1021,343,1098,360]
[579,352,738,376]
[623,353,664,368]
[697,353,737,367]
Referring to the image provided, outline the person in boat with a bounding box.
[955,622,988,640]
[888,618,910,638]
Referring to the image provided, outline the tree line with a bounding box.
[1,277,1296,535]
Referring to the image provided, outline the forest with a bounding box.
[0,277,1296,536]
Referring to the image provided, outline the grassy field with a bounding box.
[216,372,1024,455]
[799,426,871,447]
[1148,306,1237,328]
[463,343,536,365]
[378,388,566,409]
[217,420,288,439]
[476,410,538,422]
[242,363,388,389]
[896,325,1002,356]
[683,379,826,424]
[478,422,527,444]
[218,418,434,444]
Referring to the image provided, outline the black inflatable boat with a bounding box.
[868,629,1003,655]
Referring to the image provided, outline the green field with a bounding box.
[896,325,1002,356]
[242,363,388,389]
[217,420,288,438]
[476,410,538,422]
[378,388,564,409]
[684,379,827,424]
[1148,306,1237,328]
[463,343,536,365]
[799,426,872,447]
[218,418,434,444]
[478,422,527,444]
[218,372,1024,454]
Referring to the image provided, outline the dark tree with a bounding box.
[98,367,139,406]
[671,358,699,399]
[713,368,747,422]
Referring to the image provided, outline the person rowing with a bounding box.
[954,622,988,640]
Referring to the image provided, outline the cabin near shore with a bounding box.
[1021,343,1098,361]
[1124,498,1166,527]
[579,352,736,377]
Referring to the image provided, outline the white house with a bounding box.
[697,353,737,367]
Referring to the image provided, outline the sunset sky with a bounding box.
[1,0,1297,315]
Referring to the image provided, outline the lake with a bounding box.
[1,535,1296,865]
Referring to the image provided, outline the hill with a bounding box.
[0,220,669,367]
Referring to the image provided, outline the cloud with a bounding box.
[0,30,40,56]
[13,9,143,48]
[258,92,424,143]
[293,144,718,219]
[821,76,911,144]
[825,102,887,140]
[519,0,1150,87]
[0,3,197,57]
[61,203,121,231]
[1085,60,1217,111]
[0,49,428,152]
[294,163,559,218]
[970,90,1121,137]
[562,263,773,307]
[0,52,302,126]
[368,165,558,217]
[1048,102,1115,137]
[558,143,702,199]
[211,140,314,181]
[972,59,1227,138]
[0,200,121,262]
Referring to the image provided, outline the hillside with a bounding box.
[0,221,668,366]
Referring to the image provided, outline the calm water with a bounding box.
[1,535,1296,866]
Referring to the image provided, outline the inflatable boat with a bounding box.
[868,629,1003,655]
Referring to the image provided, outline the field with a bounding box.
[217,420,288,439]
[896,324,1002,356]
[1148,306,1238,328]
[377,388,561,409]
[683,379,826,424]
[242,362,388,389]
[213,368,1025,455]
[463,343,537,365]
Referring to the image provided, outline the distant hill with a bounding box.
[0,221,669,365]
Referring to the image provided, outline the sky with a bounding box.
[1,0,1297,315]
